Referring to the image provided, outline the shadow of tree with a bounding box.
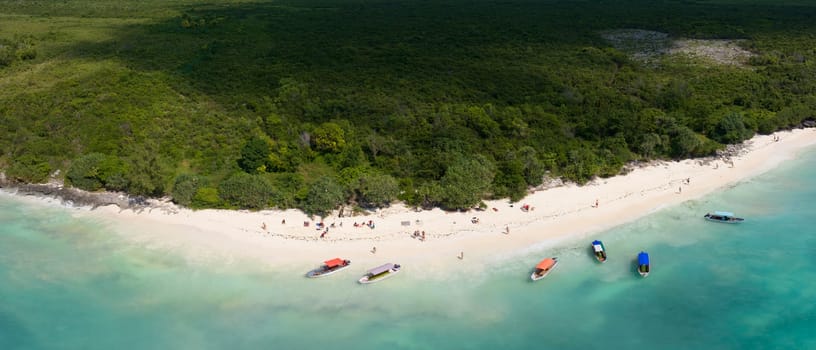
[59,0,816,120]
[56,1,615,111]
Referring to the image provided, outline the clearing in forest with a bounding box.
[600,29,755,67]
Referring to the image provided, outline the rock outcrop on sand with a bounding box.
[0,177,148,210]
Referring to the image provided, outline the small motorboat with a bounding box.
[704,211,744,223]
[591,240,607,263]
[637,252,650,277]
[358,263,401,284]
[530,257,559,281]
[306,258,351,278]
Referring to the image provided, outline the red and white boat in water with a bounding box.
[306,258,352,278]
[530,257,559,281]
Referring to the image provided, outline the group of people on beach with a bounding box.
[353,220,376,229]
[412,230,427,241]
[264,175,697,241]
[264,173,697,247]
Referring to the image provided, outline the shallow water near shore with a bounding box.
[2,149,816,349]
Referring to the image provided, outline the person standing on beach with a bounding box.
[679,186,682,194]
[372,246,377,254]
[595,199,599,208]
[458,251,464,260]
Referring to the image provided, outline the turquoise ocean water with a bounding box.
[2,149,816,349]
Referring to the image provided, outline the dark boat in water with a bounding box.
[704,211,745,224]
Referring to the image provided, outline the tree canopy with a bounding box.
[1,0,815,213]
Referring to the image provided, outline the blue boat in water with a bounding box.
[591,240,607,263]
[704,211,745,223]
[637,252,650,277]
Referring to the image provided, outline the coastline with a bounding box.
[3,128,815,274]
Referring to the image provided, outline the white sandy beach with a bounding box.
[17,128,816,275]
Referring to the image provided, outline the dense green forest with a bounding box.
[1,0,815,215]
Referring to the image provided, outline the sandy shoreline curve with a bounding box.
[5,128,816,275]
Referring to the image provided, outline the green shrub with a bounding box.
[311,122,347,153]
[670,126,703,159]
[6,155,51,183]
[713,113,753,144]
[358,173,399,208]
[302,176,344,217]
[218,173,275,209]
[172,174,200,207]
[66,153,105,191]
[193,187,221,208]
[0,42,14,67]
[562,148,601,184]
[238,136,270,174]
[269,172,305,209]
[440,155,496,210]
[66,153,129,192]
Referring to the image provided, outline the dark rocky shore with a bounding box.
[0,175,149,210]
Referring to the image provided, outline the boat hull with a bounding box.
[703,213,744,224]
[530,260,559,281]
[638,264,650,277]
[306,264,351,278]
[358,268,401,284]
[704,217,744,224]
